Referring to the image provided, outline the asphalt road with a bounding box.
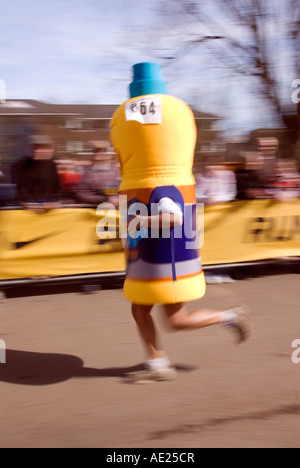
[0,271,300,448]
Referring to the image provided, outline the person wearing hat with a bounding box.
[16,135,61,214]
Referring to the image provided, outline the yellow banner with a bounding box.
[0,208,125,280]
[0,199,299,280]
[202,199,300,265]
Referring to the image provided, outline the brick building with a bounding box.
[0,100,223,180]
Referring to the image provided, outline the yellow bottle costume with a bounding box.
[111,63,206,305]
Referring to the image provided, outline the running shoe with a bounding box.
[227,306,252,344]
[125,366,178,384]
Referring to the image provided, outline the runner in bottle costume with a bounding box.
[111,63,251,383]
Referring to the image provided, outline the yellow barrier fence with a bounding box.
[0,199,299,280]
[202,199,300,265]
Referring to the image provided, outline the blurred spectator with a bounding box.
[0,170,5,206]
[16,135,61,214]
[268,160,300,201]
[56,160,83,204]
[0,167,18,207]
[76,142,119,207]
[196,163,237,284]
[257,137,279,185]
[196,164,237,205]
[236,154,267,199]
[0,184,17,207]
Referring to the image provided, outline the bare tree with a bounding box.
[148,0,300,159]
[168,0,299,116]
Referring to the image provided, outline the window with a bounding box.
[65,119,83,130]
[201,143,216,153]
[200,142,225,153]
[66,141,84,153]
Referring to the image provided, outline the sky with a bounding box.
[0,0,298,135]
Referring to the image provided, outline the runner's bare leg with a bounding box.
[132,304,166,360]
[164,303,224,330]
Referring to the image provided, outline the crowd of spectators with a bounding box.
[195,151,300,205]
[0,136,120,211]
[0,135,299,211]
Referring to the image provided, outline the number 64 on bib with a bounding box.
[125,96,162,125]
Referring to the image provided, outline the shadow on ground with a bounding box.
[0,350,196,386]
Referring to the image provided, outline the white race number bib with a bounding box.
[125,96,162,124]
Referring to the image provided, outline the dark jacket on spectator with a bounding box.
[16,158,61,203]
[235,169,264,200]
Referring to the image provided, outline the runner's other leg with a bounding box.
[126,304,177,384]
[164,303,251,343]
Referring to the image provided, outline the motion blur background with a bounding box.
[0,0,300,449]
[0,0,299,207]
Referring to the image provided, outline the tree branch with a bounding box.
[155,0,297,124]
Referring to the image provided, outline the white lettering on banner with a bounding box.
[292,79,300,104]
[125,96,162,124]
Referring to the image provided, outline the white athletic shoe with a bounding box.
[205,274,223,284]
[226,306,252,344]
[125,367,178,384]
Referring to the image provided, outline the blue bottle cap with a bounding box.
[129,62,167,98]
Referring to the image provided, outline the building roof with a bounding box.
[192,108,222,121]
[0,99,221,121]
[0,100,119,118]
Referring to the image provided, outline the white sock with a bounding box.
[221,309,238,325]
[145,357,171,371]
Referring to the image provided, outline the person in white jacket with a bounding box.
[196,164,237,205]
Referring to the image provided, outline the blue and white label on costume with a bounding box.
[125,186,202,282]
[125,96,162,124]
